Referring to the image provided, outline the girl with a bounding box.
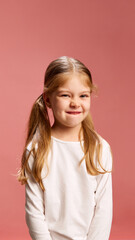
[18,56,113,240]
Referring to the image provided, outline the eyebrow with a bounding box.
[57,90,91,94]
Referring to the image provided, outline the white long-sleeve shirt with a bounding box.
[25,136,113,240]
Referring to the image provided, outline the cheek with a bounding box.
[53,99,67,111]
[83,100,91,111]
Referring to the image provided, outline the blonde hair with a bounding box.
[18,56,112,191]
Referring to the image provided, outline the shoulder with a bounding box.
[26,127,41,152]
[25,133,38,170]
[96,134,113,171]
[26,132,39,152]
[97,133,111,151]
[26,141,33,152]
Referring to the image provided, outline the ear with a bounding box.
[43,93,52,108]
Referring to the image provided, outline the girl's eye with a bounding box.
[80,94,89,98]
[61,94,70,97]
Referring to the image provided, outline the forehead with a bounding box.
[58,72,91,89]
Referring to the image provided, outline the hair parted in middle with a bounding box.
[18,56,112,191]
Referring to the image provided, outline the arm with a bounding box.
[87,143,113,240]
[25,152,52,240]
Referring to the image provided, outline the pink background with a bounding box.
[0,0,135,239]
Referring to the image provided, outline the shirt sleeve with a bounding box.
[87,142,113,240]
[25,151,52,240]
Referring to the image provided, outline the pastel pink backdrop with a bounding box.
[0,0,135,239]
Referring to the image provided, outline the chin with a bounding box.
[65,122,82,128]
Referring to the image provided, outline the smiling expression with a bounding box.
[46,73,91,130]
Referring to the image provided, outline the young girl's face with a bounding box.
[47,73,91,130]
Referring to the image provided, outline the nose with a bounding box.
[70,98,80,108]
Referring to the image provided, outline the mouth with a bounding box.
[66,111,82,115]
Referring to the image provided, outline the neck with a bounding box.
[51,123,83,141]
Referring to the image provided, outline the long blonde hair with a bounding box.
[18,56,112,191]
